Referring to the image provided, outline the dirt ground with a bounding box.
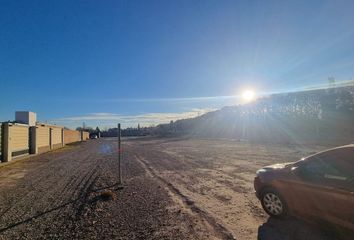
[0,137,347,239]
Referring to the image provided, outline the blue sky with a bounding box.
[1,0,354,128]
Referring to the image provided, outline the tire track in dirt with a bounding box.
[0,146,89,218]
[0,141,102,236]
[134,154,236,240]
[74,168,100,218]
[49,143,106,224]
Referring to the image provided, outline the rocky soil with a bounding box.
[0,138,349,239]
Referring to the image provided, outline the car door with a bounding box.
[314,148,354,229]
[267,157,324,218]
[279,159,326,218]
[290,148,354,228]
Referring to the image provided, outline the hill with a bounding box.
[154,86,354,145]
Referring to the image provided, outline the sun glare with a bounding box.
[241,90,255,102]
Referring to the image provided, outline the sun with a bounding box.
[241,90,255,102]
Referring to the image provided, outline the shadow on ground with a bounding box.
[0,182,122,235]
[257,217,348,240]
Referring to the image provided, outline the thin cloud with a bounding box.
[51,108,216,128]
[51,95,241,104]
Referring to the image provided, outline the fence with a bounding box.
[0,122,89,162]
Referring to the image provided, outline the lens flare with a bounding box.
[242,90,255,102]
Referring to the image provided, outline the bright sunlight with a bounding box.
[241,90,256,102]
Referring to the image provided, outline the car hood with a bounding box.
[263,162,293,170]
[257,162,294,174]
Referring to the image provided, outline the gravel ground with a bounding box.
[0,139,212,239]
[0,138,351,239]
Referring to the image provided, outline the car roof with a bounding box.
[307,144,354,159]
[327,143,354,151]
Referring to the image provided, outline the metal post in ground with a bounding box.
[118,123,122,185]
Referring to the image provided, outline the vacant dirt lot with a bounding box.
[0,138,345,239]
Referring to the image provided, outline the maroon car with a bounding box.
[254,144,354,230]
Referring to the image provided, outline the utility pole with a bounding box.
[118,123,122,185]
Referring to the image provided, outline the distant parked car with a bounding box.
[254,144,354,231]
[90,134,98,139]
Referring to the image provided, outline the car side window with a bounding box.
[303,158,341,178]
[300,149,354,189]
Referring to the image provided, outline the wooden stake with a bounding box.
[118,123,122,185]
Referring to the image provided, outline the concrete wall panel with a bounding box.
[2,123,30,162]
[82,132,89,140]
[11,125,29,151]
[36,126,50,148]
[64,129,81,144]
[51,127,62,145]
[0,123,2,161]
